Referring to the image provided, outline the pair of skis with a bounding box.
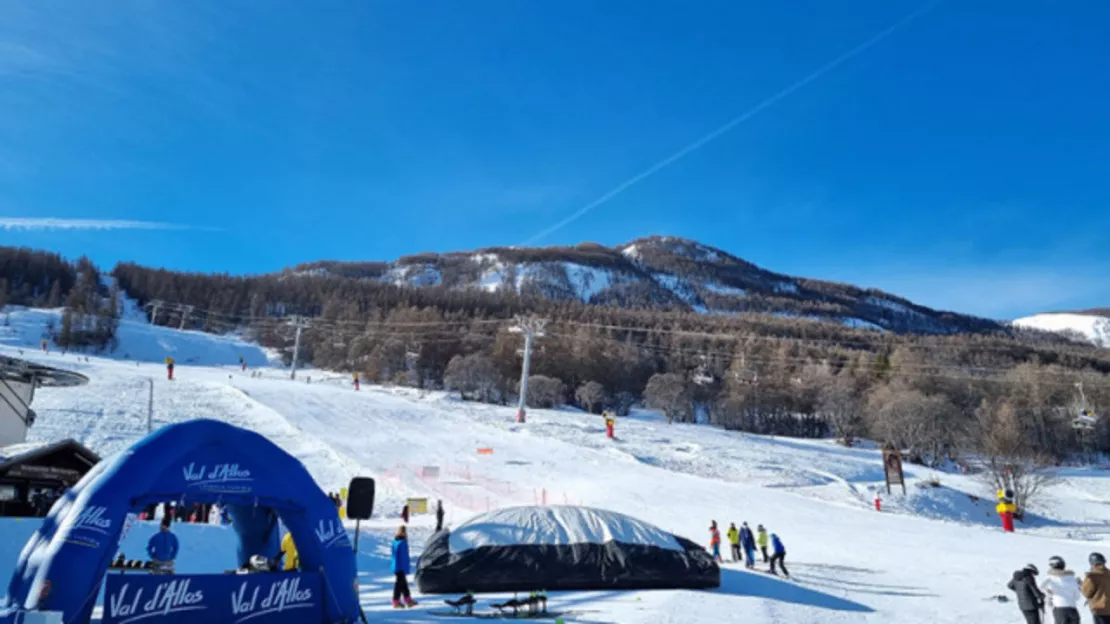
[430,591,568,620]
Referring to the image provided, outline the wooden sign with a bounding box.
[882,443,905,494]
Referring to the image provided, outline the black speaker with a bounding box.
[347,477,375,520]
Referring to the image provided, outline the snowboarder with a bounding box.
[708,521,723,563]
[165,357,175,380]
[726,523,741,562]
[1008,564,1046,624]
[756,524,770,563]
[391,525,418,608]
[1081,552,1110,624]
[768,532,789,577]
[740,522,757,570]
[146,516,179,575]
[1040,556,1082,624]
[436,500,445,532]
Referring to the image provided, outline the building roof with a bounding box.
[0,355,88,388]
[0,438,100,473]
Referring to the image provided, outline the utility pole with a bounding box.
[178,305,194,330]
[509,315,546,423]
[288,315,310,380]
[147,377,154,433]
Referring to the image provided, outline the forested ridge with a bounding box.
[4,244,1110,462]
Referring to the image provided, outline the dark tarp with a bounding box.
[416,533,718,594]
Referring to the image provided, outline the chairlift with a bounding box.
[1071,382,1099,431]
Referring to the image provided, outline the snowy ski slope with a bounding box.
[3,305,1110,623]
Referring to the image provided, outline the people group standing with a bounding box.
[710,519,786,576]
[1007,553,1110,624]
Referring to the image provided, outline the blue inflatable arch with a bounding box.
[3,419,359,624]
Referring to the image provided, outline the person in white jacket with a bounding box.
[1041,556,1083,624]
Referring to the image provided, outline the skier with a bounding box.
[997,489,1017,532]
[768,532,789,577]
[391,525,418,608]
[40,339,47,353]
[740,522,757,570]
[435,500,445,532]
[726,523,741,563]
[1040,556,1082,624]
[239,355,246,371]
[1081,552,1110,624]
[708,521,723,563]
[1008,564,1046,624]
[756,524,770,563]
[165,356,175,380]
[353,372,360,391]
[401,503,409,524]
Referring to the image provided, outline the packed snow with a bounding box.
[1013,312,1110,348]
[3,304,1110,623]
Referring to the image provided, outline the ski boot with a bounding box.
[392,600,404,609]
[404,597,419,608]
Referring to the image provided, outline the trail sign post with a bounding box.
[882,443,905,495]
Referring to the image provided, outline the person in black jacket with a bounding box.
[1009,564,1047,624]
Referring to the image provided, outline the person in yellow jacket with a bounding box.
[726,523,741,563]
[281,531,299,571]
[756,524,770,563]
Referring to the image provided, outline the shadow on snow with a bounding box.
[716,567,875,613]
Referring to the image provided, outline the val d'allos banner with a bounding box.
[103,572,323,624]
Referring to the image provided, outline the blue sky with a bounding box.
[1,0,1108,320]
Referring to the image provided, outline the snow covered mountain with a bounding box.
[1012,312,1110,347]
[294,236,1001,335]
[3,306,1110,623]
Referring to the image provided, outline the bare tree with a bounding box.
[644,373,692,424]
[575,381,606,414]
[521,375,566,409]
[816,374,864,446]
[444,354,504,403]
[975,399,1058,516]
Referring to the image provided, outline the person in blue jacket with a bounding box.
[147,516,180,574]
[768,532,789,577]
[391,525,418,608]
[739,522,757,570]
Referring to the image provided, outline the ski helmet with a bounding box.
[1049,556,1065,570]
[1024,564,1039,575]
[1091,553,1107,567]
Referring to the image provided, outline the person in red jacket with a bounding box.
[709,521,723,563]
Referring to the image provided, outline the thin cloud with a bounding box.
[0,218,215,232]
[521,0,941,246]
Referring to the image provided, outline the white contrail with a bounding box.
[522,0,941,246]
[0,218,210,231]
